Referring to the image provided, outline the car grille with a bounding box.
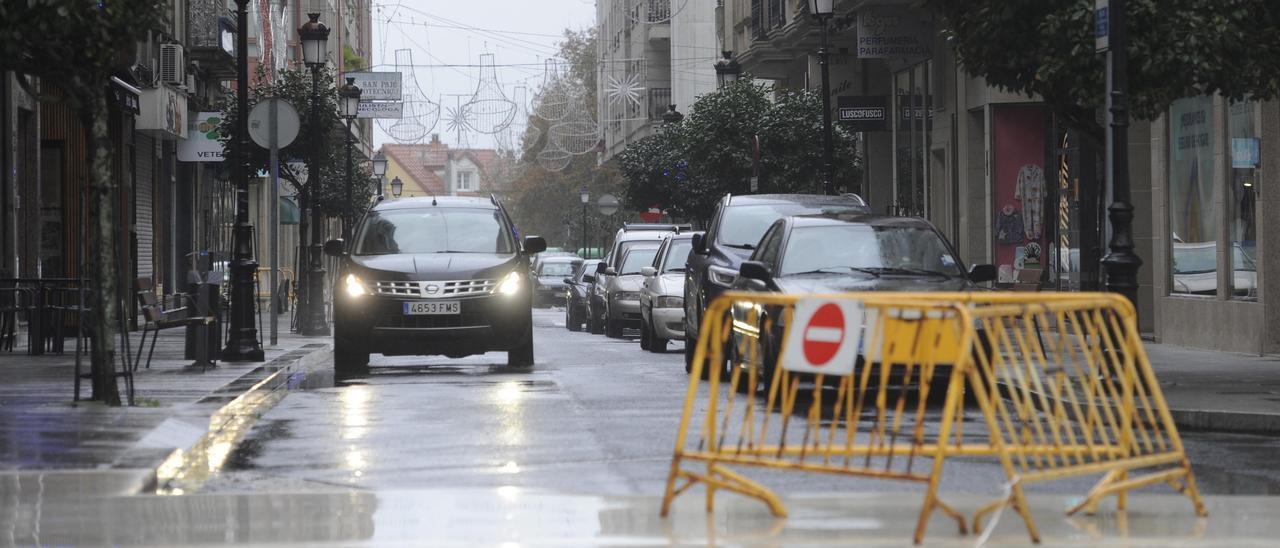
[373,279,497,298]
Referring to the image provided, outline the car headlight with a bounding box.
[495,271,523,296]
[613,291,641,302]
[656,296,683,308]
[344,274,369,298]
[708,265,738,287]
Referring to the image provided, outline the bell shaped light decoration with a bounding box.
[464,53,517,134]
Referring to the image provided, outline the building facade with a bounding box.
[712,0,1277,353]
[380,136,508,199]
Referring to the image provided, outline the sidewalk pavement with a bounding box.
[1146,341,1280,433]
[0,316,332,496]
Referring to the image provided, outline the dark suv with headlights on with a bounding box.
[324,196,546,373]
[684,193,871,370]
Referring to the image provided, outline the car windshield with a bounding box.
[620,248,659,275]
[664,241,693,272]
[612,240,659,269]
[780,225,963,277]
[539,261,578,277]
[719,203,866,248]
[355,208,514,255]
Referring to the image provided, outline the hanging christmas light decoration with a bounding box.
[549,91,599,155]
[599,57,650,123]
[536,139,572,172]
[378,49,440,142]
[444,95,473,150]
[463,53,516,134]
[531,59,570,122]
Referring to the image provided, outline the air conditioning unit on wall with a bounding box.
[159,43,185,86]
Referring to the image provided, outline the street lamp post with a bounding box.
[808,0,836,195]
[223,0,265,361]
[390,176,404,198]
[371,150,388,198]
[298,12,330,336]
[339,77,361,241]
[1100,0,1142,306]
[713,51,741,89]
[579,188,589,257]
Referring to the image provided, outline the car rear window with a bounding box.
[719,203,866,249]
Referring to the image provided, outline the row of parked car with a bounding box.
[547,193,1001,379]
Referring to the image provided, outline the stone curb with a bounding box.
[151,341,334,494]
[1167,407,1280,434]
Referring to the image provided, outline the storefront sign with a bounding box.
[357,101,403,119]
[1232,138,1260,169]
[137,84,189,139]
[836,96,888,131]
[345,71,402,101]
[856,7,933,59]
[177,111,227,162]
[896,96,934,131]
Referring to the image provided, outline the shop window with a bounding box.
[1168,96,1217,296]
[1228,100,1259,299]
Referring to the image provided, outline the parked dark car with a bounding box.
[532,256,581,307]
[325,196,547,374]
[565,259,604,331]
[726,213,997,384]
[587,224,683,334]
[683,193,872,369]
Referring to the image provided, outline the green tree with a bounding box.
[1,0,168,405]
[929,0,1280,139]
[619,79,861,220]
[217,66,374,223]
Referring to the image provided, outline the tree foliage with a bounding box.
[619,79,861,220]
[929,0,1280,136]
[506,27,627,247]
[1,0,169,406]
[217,66,373,218]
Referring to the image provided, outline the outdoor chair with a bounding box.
[135,277,217,371]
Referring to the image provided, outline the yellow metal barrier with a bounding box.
[660,291,1205,543]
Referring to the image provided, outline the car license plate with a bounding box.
[403,301,460,315]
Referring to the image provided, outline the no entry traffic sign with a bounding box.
[782,299,865,376]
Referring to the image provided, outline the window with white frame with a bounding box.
[457,171,473,191]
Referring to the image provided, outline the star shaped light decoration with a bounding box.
[606,72,646,108]
[445,103,473,134]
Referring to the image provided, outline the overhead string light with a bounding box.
[463,53,517,134]
[532,59,570,122]
[550,90,599,155]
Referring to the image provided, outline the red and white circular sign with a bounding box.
[802,302,846,366]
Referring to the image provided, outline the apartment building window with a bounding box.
[647,0,671,22]
[648,88,671,120]
[457,171,473,192]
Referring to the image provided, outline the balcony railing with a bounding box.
[750,0,785,41]
[647,0,671,22]
[648,88,671,120]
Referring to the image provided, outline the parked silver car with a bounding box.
[600,244,660,338]
[639,233,695,352]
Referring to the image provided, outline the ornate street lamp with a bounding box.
[579,188,590,257]
[390,176,404,198]
[808,0,835,195]
[371,150,388,198]
[713,51,741,88]
[339,77,362,241]
[298,12,330,336]
[1101,0,1142,306]
[223,0,265,360]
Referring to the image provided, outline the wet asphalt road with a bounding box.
[203,308,1280,497]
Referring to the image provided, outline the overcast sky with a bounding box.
[369,1,596,149]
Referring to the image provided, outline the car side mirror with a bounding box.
[691,233,707,254]
[604,267,618,276]
[595,262,608,274]
[640,266,656,277]
[582,274,595,283]
[323,239,346,257]
[739,261,773,283]
[523,235,547,255]
[969,264,998,283]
